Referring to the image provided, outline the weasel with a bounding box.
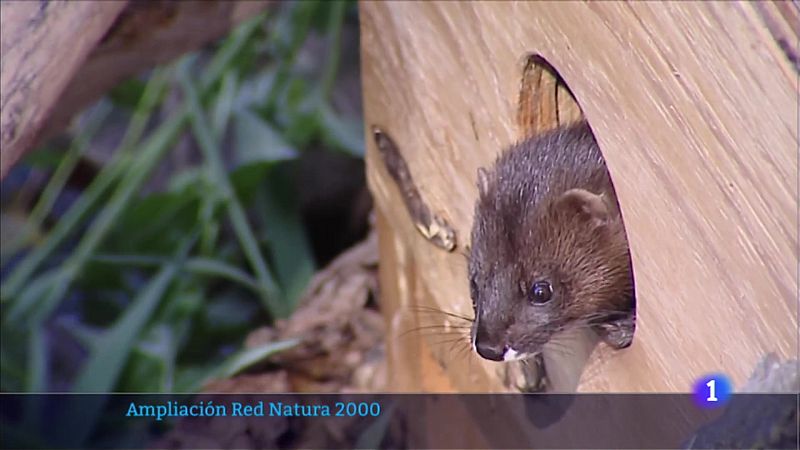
[468,121,635,362]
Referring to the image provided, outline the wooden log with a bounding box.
[40,1,272,148]
[360,1,798,392]
[0,0,127,178]
[0,0,272,180]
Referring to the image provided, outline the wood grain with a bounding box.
[40,1,272,149]
[360,1,798,392]
[1,0,127,178]
[0,0,272,180]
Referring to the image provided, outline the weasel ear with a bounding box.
[476,168,490,197]
[555,188,609,226]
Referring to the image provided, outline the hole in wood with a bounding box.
[517,54,583,137]
[469,54,637,393]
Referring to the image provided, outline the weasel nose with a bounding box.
[475,339,507,362]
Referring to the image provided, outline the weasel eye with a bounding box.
[530,281,553,304]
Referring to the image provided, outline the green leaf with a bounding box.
[1,211,34,260]
[167,167,206,193]
[200,12,268,89]
[103,191,201,255]
[187,257,260,294]
[204,293,260,332]
[3,101,112,259]
[57,317,102,350]
[262,1,316,114]
[118,325,175,392]
[284,77,311,111]
[173,363,219,393]
[77,259,128,294]
[4,269,61,324]
[154,284,205,328]
[178,66,285,317]
[1,105,188,322]
[26,324,47,391]
[108,78,149,110]
[21,146,67,169]
[54,236,193,448]
[284,108,322,149]
[88,253,260,296]
[0,68,172,303]
[211,71,239,139]
[319,1,347,101]
[318,102,365,157]
[210,339,298,380]
[257,165,316,311]
[233,68,277,112]
[234,108,298,165]
[71,235,194,393]
[0,326,28,391]
[229,161,273,205]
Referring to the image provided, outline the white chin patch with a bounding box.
[503,348,527,361]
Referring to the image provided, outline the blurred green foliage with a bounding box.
[0,0,362,401]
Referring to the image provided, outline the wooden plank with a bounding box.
[360,1,798,392]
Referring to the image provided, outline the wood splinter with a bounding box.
[372,126,456,252]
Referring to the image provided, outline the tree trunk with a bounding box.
[360,1,798,393]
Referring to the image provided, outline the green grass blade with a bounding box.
[200,70,240,255]
[22,326,47,437]
[177,63,285,317]
[0,69,170,301]
[256,173,315,312]
[209,339,298,381]
[90,253,261,294]
[318,101,365,157]
[5,109,188,325]
[25,324,47,392]
[200,12,267,89]
[186,257,260,293]
[3,268,59,323]
[319,0,347,102]
[211,71,239,139]
[50,237,193,448]
[263,2,315,113]
[0,340,26,390]
[71,235,195,393]
[89,254,166,266]
[0,10,266,301]
[2,103,112,260]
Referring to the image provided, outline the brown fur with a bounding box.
[468,121,635,360]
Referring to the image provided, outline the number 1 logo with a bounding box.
[705,379,718,402]
[694,374,731,409]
